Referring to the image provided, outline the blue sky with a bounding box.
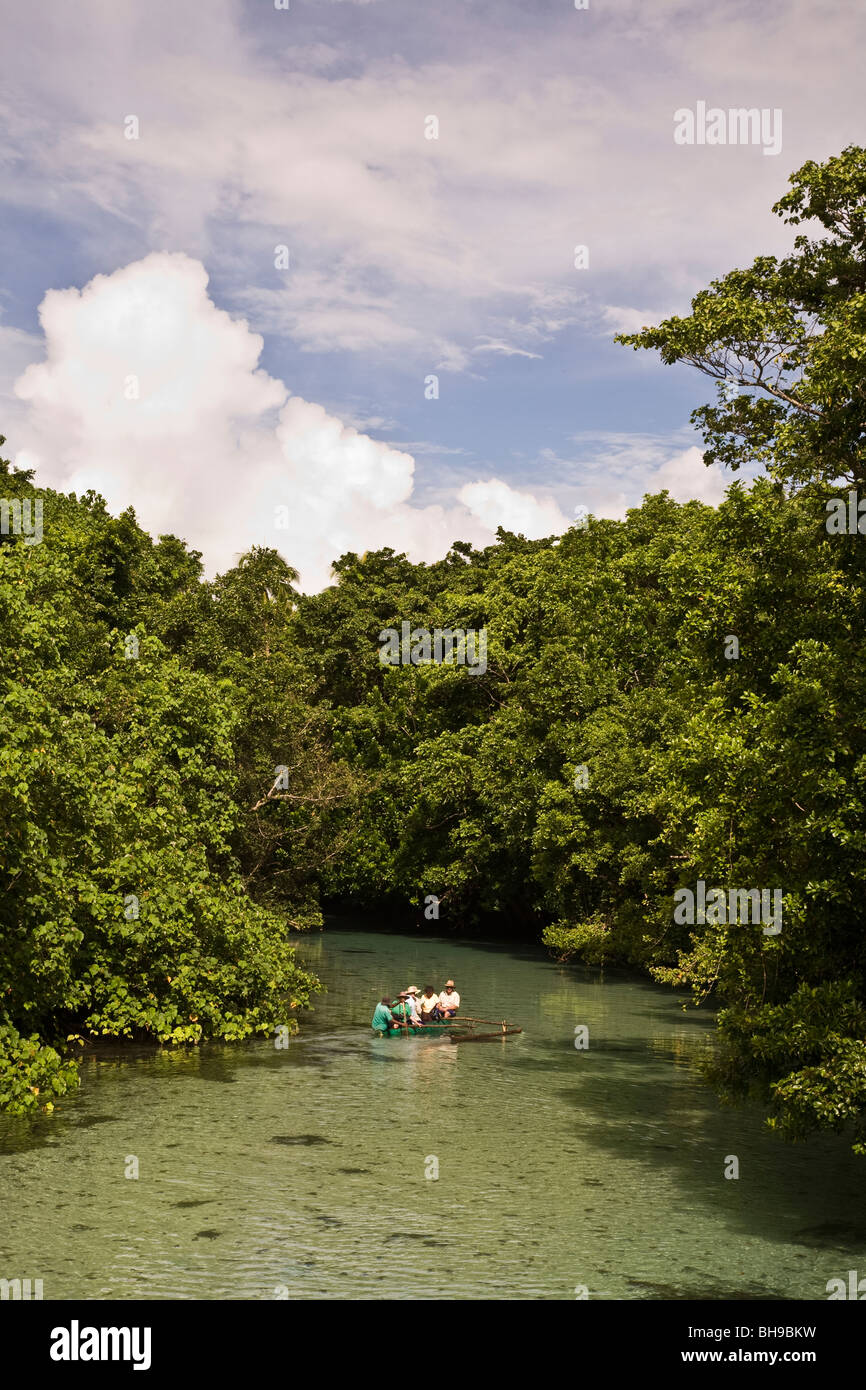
[0,0,863,588]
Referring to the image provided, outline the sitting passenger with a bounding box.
[418,985,440,1022]
[438,980,460,1017]
[405,987,422,1023]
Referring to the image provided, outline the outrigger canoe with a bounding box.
[375,1015,522,1043]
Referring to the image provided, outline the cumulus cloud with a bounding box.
[650,445,728,506]
[532,431,732,524]
[13,254,284,568]
[16,254,284,439]
[459,479,571,537]
[0,321,42,447]
[10,253,572,589]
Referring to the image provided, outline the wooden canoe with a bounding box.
[374,1018,521,1041]
[379,1020,467,1037]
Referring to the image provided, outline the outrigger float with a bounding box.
[377,1015,522,1044]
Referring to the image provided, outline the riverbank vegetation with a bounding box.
[2,146,866,1153]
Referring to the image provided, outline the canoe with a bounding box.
[373,1017,521,1041]
[376,1020,456,1037]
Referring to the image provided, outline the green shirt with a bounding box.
[389,1002,412,1025]
[371,1003,395,1033]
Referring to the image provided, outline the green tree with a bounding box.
[0,452,318,1113]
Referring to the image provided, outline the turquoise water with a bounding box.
[1,925,865,1300]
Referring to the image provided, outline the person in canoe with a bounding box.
[418,985,440,1023]
[405,986,423,1024]
[389,992,415,1028]
[371,997,396,1035]
[438,980,460,1017]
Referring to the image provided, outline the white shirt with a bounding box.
[439,989,460,1009]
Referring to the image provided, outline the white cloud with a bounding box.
[650,445,728,506]
[472,339,543,360]
[392,440,469,457]
[3,0,859,369]
[9,254,573,590]
[13,254,285,569]
[600,305,680,336]
[0,321,43,450]
[538,431,732,521]
[16,254,284,439]
[459,478,571,537]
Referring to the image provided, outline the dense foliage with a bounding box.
[0,465,320,1112]
[294,482,866,1156]
[2,146,865,1153]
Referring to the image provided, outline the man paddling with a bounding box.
[371,997,396,1035]
[389,992,415,1030]
[438,980,460,1018]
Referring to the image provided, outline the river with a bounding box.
[1,925,864,1300]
